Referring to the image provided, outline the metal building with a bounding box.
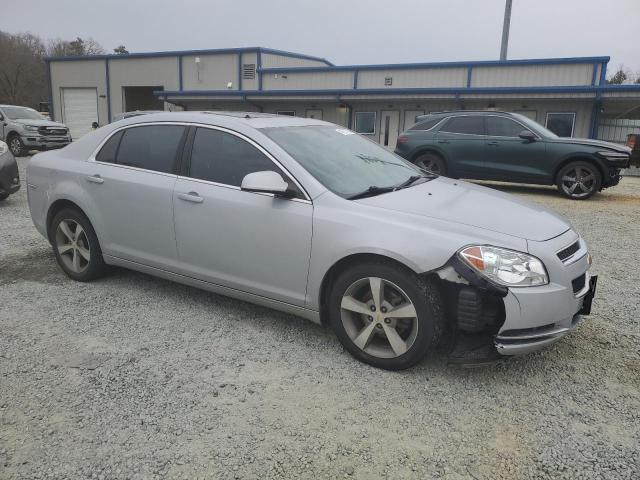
[46,47,640,145]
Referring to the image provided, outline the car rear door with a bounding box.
[484,115,548,182]
[172,126,313,306]
[435,115,487,178]
[85,123,186,271]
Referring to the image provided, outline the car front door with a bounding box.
[484,115,548,183]
[435,115,487,178]
[85,124,186,271]
[173,126,313,307]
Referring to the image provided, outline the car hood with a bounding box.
[13,118,67,128]
[356,177,571,242]
[547,137,631,153]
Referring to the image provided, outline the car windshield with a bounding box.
[1,106,44,121]
[511,113,558,139]
[262,125,428,198]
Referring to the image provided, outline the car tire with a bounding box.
[0,192,9,202]
[556,161,602,200]
[328,260,444,370]
[413,152,447,176]
[8,134,27,157]
[51,208,106,281]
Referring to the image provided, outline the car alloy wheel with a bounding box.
[9,136,24,156]
[414,153,445,175]
[55,219,91,274]
[340,277,419,359]
[560,165,597,199]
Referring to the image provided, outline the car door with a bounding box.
[435,115,487,178]
[173,126,313,306]
[484,115,548,182]
[86,123,186,270]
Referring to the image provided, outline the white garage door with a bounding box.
[61,88,98,140]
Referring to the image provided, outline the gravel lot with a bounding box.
[1,156,639,480]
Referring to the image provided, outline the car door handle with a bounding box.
[85,174,104,184]
[177,192,204,204]
[437,139,449,144]
[487,141,499,146]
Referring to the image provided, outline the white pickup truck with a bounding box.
[0,105,71,156]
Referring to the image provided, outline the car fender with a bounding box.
[554,151,608,179]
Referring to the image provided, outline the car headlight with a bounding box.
[458,245,549,287]
[24,125,39,132]
[0,141,7,155]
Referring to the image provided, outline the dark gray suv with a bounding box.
[394,111,631,199]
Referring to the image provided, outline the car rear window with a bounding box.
[440,116,485,135]
[409,118,441,131]
[116,125,186,174]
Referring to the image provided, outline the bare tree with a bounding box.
[47,36,105,57]
[0,31,47,107]
[606,65,630,84]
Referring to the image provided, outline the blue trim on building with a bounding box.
[238,53,242,91]
[178,56,183,91]
[599,61,608,86]
[591,63,598,86]
[466,67,473,88]
[353,70,358,89]
[45,46,333,66]
[45,60,54,121]
[105,59,111,123]
[257,49,263,91]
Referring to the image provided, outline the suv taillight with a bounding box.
[396,135,408,146]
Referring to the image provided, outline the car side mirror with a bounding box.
[519,130,536,141]
[241,171,293,197]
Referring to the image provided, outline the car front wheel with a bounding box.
[8,134,27,157]
[328,261,444,370]
[556,161,601,200]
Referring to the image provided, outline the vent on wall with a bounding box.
[242,64,256,80]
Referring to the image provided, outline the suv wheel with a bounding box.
[556,161,601,200]
[414,152,446,175]
[8,134,27,157]
[51,208,106,281]
[328,261,444,370]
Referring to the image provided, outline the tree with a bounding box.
[113,45,129,55]
[0,31,47,107]
[47,36,105,57]
[607,67,628,85]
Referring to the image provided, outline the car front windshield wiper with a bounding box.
[393,174,434,191]
[346,185,396,200]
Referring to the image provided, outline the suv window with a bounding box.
[116,125,186,173]
[189,128,302,196]
[95,131,123,163]
[487,116,529,137]
[440,116,485,135]
[409,118,441,131]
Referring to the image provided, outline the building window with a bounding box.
[546,112,575,137]
[242,64,256,80]
[354,112,376,135]
[276,111,296,116]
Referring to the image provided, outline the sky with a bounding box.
[2,0,639,75]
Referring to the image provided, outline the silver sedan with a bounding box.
[26,112,596,370]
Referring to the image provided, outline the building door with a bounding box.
[61,88,98,139]
[379,110,400,148]
[306,109,323,120]
[403,110,425,131]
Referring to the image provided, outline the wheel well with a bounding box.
[317,253,418,325]
[6,131,19,140]
[553,156,605,183]
[46,199,87,242]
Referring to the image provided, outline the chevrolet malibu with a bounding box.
[26,112,596,370]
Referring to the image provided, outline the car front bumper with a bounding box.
[21,134,71,149]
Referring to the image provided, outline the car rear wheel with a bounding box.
[51,208,106,281]
[413,152,446,175]
[328,261,444,370]
[8,134,27,157]
[556,161,601,200]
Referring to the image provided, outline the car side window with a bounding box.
[409,118,440,131]
[189,128,303,197]
[487,117,530,137]
[95,131,123,163]
[440,116,485,135]
[115,125,186,174]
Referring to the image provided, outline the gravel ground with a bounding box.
[1,156,639,480]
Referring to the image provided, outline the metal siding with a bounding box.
[108,56,179,118]
[181,53,239,91]
[50,60,108,125]
[262,71,354,90]
[261,53,328,68]
[357,68,467,89]
[471,64,594,87]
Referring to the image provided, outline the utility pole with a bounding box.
[500,0,513,60]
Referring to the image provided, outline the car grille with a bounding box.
[38,127,67,136]
[572,274,586,294]
[557,241,580,262]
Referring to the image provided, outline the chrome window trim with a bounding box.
[87,121,312,202]
[408,117,447,132]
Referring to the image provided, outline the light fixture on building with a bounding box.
[227,82,233,89]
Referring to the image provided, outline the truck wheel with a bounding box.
[8,134,27,157]
[556,161,601,200]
